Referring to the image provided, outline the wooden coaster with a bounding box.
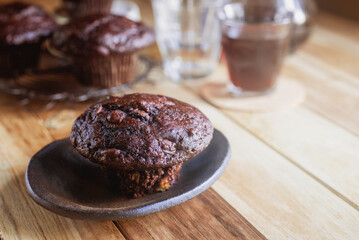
[200,79,306,112]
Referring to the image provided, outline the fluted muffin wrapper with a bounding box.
[66,0,113,17]
[0,43,42,78]
[101,163,183,198]
[72,53,137,88]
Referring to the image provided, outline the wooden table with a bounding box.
[1,1,359,239]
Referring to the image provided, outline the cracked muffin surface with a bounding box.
[51,14,155,56]
[0,2,57,45]
[70,93,214,170]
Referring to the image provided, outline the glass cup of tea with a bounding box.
[218,0,292,96]
[151,0,224,81]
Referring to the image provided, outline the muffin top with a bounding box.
[70,93,214,170]
[52,14,155,57]
[0,2,57,45]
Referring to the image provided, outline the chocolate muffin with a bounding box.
[63,0,113,18]
[70,93,214,197]
[52,14,155,87]
[0,2,57,78]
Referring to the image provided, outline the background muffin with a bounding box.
[70,93,214,197]
[52,14,155,88]
[0,2,57,78]
[63,0,113,18]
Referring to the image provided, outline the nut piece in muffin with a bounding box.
[62,0,113,18]
[0,2,57,78]
[52,14,155,88]
[70,93,214,197]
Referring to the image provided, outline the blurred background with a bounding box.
[1,0,358,22]
[316,0,359,21]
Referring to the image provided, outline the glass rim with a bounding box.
[217,2,293,25]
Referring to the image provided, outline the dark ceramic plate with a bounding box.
[25,129,230,220]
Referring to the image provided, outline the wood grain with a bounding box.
[116,189,266,240]
[299,31,359,88]
[316,13,359,42]
[0,106,125,240]
[283,55,359,136]
[128,77,359,239]
[29,59,359,239]
[184,62,359,210]
[222,105,359,207]
[180,23,359,211]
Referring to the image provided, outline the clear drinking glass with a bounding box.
[151,0,224,81]
[218,0,292,96]
[111,0,141,22]
[287,0,317,53]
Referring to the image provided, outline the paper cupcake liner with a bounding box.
[66,0,113,17]
[0,43,42,78]
[73,53,138,88]
[101,163,183,198]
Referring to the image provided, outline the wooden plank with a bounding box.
[282,56,359,136]
[0,105,125,240]
[185,59,359,208]
[30,66,359,239]
[299,30,359,88]
[316,13,359,42]
[310,26,359,57]
[30,101,87,140]
[125,79,359,239]
[221,105,359,207]
[116,189,266,240]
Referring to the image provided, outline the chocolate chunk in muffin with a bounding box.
[70,93,214,197]
[0,2,57,78]
[52,14,155,87]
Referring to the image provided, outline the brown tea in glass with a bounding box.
[218,2,292,96]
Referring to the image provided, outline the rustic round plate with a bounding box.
[25,129,230,220]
